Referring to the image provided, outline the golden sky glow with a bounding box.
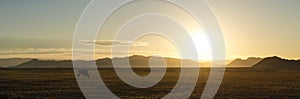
[0,0,299,60]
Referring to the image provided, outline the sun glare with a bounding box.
[190,31,212,61]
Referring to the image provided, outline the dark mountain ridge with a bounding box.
[13,55,199,68]
[227,57,263,67]
[252,56,300,69]
[0,58,32,67]
[9,56,300,69]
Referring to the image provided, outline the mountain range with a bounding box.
[252,56,300,69]
[0,58,32,67]
[226,57,263,67]
[12,55,198,68]
[1,55,299,69]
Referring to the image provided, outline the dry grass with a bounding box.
[0,68,299,98]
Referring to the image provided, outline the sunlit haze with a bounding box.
[0,0,299,60]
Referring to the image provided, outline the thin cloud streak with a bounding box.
[81,40,150,47]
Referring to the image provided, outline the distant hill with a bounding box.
[13,55,199,68]
[227,57,263,67]
[10,56,300,69]
[252,56,300,69]
[109,55,197,67]
[0,58,32,67]
[15,59,73,68]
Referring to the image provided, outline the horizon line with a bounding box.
[1,55,299,61]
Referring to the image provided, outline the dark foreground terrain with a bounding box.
[0,68,299,98]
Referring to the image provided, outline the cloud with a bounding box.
[81,40,150,47]
[0,47,181,60]
[0,48,73,60]
[0,48,154,55]
[0,48,71,55]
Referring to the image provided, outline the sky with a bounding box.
[0,0,299,60]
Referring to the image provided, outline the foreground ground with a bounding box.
[0,68,299,98]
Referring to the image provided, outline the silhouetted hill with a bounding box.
[96,55,198,67]
[227,57,263,67]
[252,56,300,69]
[0,58,32,67]
[14,55,199,68]
[15,59,73,68]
